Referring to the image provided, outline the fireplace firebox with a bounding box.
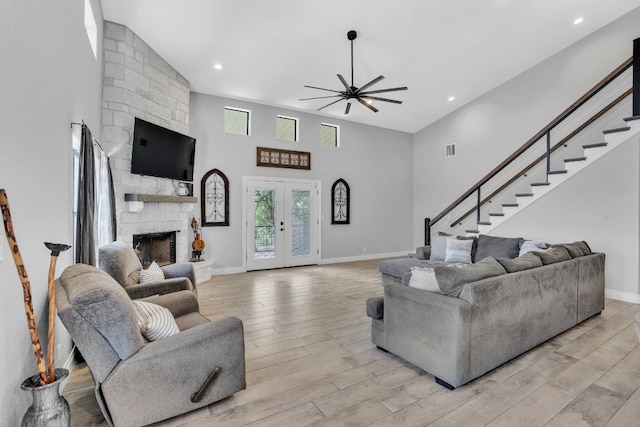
[133,231,177,268]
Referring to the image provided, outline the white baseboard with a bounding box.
[212,266,246,275]
[321,251,410,265]
[605,289,640,304]
[211,251,411,275]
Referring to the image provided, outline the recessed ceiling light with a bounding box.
[213,63,223,70]
[448,96,456,102]
[574,17,584,25]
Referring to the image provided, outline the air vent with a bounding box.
[445,144,456,157]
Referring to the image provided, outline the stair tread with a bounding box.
[623,115,640,122]
[488,213,505,217]
[564,157,587,163]
[516,193,534,197]
[465,230,479,234]
[603,126,631,134]
[502,203,519,207]
[477,221,492,226]
[583,142,608,149]
[547,170,567,175]
[531,182,550,186]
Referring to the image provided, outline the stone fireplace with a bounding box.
[100,21,194,264]
[133,231,177,268]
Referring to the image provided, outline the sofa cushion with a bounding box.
[409,267,441,293]
[435,257,507,297]
[474,235,524,261]
[444,238,474,264]
[532,246,572,265]
[496,252,543,273]
[430,232,451,261]
[553,241,592,258]
[519,240,547,256]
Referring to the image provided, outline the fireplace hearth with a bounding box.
[133,231,177,268]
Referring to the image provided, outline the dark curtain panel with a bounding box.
[75,124,96,265]
[107,159,117,242]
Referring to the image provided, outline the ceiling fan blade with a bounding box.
[357,98,378,113]
[359,86,408,95]
[345,102,351,115]
[304,85,343,93]
[337,74,351,92]
[360,95,403,104]
[299,95,343,101]
[357,75,385,93]
[317,97,346,111]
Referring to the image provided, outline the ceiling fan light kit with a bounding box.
[301,30,407,114]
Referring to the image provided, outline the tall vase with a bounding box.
[20,368,70,427]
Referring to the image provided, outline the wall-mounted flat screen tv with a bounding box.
[131,118,196,182]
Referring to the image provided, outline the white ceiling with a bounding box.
[101,0,640,133]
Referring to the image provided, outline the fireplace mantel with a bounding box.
[125,193,197,212]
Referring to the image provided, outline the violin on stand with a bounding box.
[191,217,205,261]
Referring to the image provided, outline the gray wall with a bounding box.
[190,93,414,271]
[0,0,104,423]
[412,8,640,299]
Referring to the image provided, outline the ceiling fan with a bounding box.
[300,30,408,114]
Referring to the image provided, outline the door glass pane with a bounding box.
[254,189,276,259]
[291,190,310,257]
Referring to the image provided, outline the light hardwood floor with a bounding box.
[63,260,640,426]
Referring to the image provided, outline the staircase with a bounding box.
[426,55,639,243]
[465,116,640,236]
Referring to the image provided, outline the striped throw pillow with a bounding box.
[139,261,164,283]
[132,300,180,341]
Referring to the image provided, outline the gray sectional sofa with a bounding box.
[368,235,605,389]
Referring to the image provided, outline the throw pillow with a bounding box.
[139,261,164,284]
[435,257,507,297]
[552,241,592,258]
[429,232,452,261]
[408,266,441,293]
[519,240,547,256]
[444,237,473,264]
[132,300,180,341]
[496,252,543,273]
[532,246,572,265]
[475,235,524,261]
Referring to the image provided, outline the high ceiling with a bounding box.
[101,0,640,133]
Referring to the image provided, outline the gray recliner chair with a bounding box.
[56,264,245,427]
[99,241,197,299]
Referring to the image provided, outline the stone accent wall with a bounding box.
[101,21,193,262]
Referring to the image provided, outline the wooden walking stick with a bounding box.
[0,189,47,384]
[44,242,70,383]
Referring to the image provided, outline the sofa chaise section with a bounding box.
[368,252,605,389]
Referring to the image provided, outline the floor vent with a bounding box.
[445,143,456,157]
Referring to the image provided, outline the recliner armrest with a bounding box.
[126,277,194,300]
[145,290,200,318]
[162,262,197,289]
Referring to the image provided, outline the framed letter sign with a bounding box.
[331,178,350,224]
[201,168,229,226]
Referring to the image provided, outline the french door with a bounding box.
[245,178,320,271]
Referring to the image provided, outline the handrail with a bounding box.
[429,57,633,228]
[449,88,633,228]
